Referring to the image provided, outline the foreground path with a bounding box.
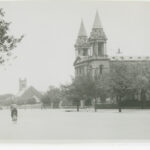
[0,109,150,141]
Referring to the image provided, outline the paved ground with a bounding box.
[0,109,150,141]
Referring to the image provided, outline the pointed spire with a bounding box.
[78,19,87,37]
[93,11,102,29]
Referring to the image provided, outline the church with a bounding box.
[74,11,150,106]
[16,78,42,106]
[74,11,150,78]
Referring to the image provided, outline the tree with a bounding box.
[62,74,110,112]
[61,79,82,112]
[41,86,62,108]
[94,73,110,112]
[131,62,150,109]
[110,62,133,112]
[136,76,149,109]
[41,94,50,107]
[0,8,23,64]
[110,61,150,111]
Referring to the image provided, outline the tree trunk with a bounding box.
[141,89,146,109]
[119,107,122,112]
[117,96,122,112]
[80,100,85,109]
[59,100,63,109]
[77,104,79,112]
[94,98,97,112]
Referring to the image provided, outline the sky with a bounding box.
[0,0,150,94]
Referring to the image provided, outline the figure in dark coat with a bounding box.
[10,104,18,121]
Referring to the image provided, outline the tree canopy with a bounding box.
[0,8,23,64]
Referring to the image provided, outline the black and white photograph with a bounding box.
[0,1,150,147]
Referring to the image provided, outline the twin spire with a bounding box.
[78,11,102,37]
[78,19,87,37]
[93,11,102,29]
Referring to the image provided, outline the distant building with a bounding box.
[0,94,14,106]
[16,78,42,105]
[19,78,27,92]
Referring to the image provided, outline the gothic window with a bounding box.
[95,69,98,77]
[78,68,80,75]
[99,64,104,74]
[98,42,104,56]
[76,69,78,75]
[87,65,92,75]
[89,47,92,56]
[93,43,96,56]
[79,67,81,74]
[82,66,84,75]
[83,48,88,56]
[76,68,78,75]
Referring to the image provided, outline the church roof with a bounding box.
[16,86,42,100]
[93,11,102,29]
[109,56,150,61]
[78,19,87,37]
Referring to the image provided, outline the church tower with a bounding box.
[89,11,107,57]
[19,78,27,91]
[74,19,89,58]
[74,11,110,77]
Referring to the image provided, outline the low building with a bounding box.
[16,78,42,105]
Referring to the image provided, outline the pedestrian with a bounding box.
[10,104,18,121]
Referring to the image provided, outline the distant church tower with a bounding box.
[74,11,110,77]
[19,78,27,91]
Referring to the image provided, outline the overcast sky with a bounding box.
[0,1,150,94]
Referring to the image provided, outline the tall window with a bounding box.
[95,69,98,77]
[76,68,79,76]
[98,42,104,56]
[79,67,81,74]
[88,65,92,76]
[83,48,88,56]
[99,64,104,74]
[93,43,97,56]
[78,66,84,75]
[82,66,84,75]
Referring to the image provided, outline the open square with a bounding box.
[0,109,150,141]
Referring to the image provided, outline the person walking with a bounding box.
[10,104,18,121]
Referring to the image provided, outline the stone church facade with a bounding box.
[74,11,109,77]
[74,11,150,106]
[74,12,150,76]
[74,11,150,78]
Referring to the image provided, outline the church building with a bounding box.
[74,11,150,78]
[16,78,42,105]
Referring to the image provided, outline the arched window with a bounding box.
[83,48,88,56]
[87,65,92,75]
[99,64,104,74]
[95,69,99,78]
[98,42,105,56]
